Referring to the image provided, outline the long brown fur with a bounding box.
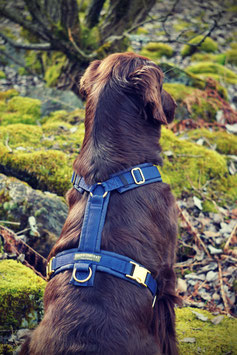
[20,52,180,355]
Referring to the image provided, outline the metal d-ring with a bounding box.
[90,183,108,198]
[72,266,92,283]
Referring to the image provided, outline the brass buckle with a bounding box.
[131,168,145,185]
[46,257,55,280]
[126,262,150,287]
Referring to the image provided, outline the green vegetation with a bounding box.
[183,129,237,156]
[140,42,173,59]
[226,48,237,66]
[0,260,46,330]
[191,53,227,65]
[160,128,237,205]
[176,307,237,354]
[0,95,41,126]
[181,35,218,57]
[186,62,237,85]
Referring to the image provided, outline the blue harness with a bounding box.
[46,163,162,301]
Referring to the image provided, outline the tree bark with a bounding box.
[85,0,106,28]
[100,0,156,42]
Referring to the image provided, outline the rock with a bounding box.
[212,292,220,301]
[0,174,68,256]
[23,86,84,117]
[206,271,218,282]
[192,310,209,321]
[211,315,225,325]
[181,337,196,343]
[193,196,203,210]
[185,273,206,281]
[177,278,188,293]
[208,245,223,255]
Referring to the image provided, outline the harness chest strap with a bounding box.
[46,163,162,299]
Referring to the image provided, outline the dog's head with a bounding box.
[80,52,176,125]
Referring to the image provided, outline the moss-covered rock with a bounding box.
[160,128,237,205]
[158,63,206,90]
[181,35,218,57]
[0,174,68,256]
[0,96,41,126]
[186,62,237,85]
[191,53,227,65]
[183,129,237,155]
[226,48,237,66]
[140,42,173,59]
[0,260,46,330]
[0,144,72,195]
[176,307,237,354]
[163,83,225,122]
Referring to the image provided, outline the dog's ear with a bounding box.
[161,89,177,124]
[128,65,176,124]
[80,60,101,98]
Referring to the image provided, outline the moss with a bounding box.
[173,20,190,32]
[0,124,43,149]
[176,307,237,354]
[191,53,227,65]
[0,144,72,195]
[184,129,237,155]
[136,27,149,35]
[0,96,41,126]
[140,43,173,60]
[160,128,236,205]
[202,200,218,213]
[0,89,19,101]
[0,70,5,79]
[0,260,46,330]
[186,62,237,85]
[181,35,218,57]
[225,48,237,66]
[42,108,85,124]
[163,83,222,122]
[163,83,194,101]
[44,52,67,87]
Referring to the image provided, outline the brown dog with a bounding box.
[20,52,180,355]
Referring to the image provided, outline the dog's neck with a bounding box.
[74,85,163,184]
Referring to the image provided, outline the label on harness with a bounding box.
[74,253,101,262]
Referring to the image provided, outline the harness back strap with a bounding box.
[47,163,162,298]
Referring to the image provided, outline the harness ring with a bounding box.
[72,266,92,283]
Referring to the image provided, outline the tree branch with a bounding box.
[0,2,49,41]
[0,32,53,51]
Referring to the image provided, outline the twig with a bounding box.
[4,135,12,152]
[217,260,230,314]
[0,221,20,226]
[68,28,95,60]
[224,223,237,252]
[177,204,212,258]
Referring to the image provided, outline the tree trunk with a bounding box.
[85,0,106,28]
[100,0,156,42]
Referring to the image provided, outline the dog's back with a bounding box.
[20,52,179,355]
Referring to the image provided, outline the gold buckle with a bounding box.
[126,262,150,287]
[131,168,145,185]
[46,257,55,280]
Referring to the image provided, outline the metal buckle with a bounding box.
[131,168,145,185]
[126,262,150,287]
[46,257,55,280]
